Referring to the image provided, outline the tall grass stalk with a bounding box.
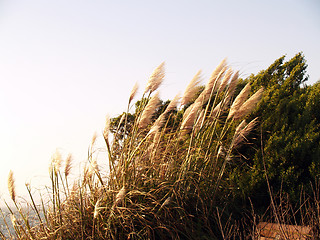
[8,61,316,239]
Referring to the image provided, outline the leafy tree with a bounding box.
[230,53,320,208]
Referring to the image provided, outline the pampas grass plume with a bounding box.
[148,94,180,137]
[226,71,239,101]
[181,101,202,133]
[181,70,202,106]
[129,82,139,104]
[218,68,233,92]
[164,93,180,114]
[235,119,247,135]
[233,87,264,119]
[64,154,73,178]
[91,132,97,147]
[138,91,161,129]
[103,115,110,143]
[8,170,16,202]
[52,149,62,172]
[233,117,258,148]
[210,101,222,119]
[145,62,165,94]
[227,82,251,120]
[203,59,227,99]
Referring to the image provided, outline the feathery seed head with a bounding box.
[129,82,139,104]
[147,124,161,138]
[103,115,110,142]
[194,90,206,106]
[233,117,259,148]
[52,149,62,172]
[91,132,98,147]
[218,67,233,92]
[181,70,202,106]
[235,120,247,135]
[233,87,264,120]
[226,71,239,100]
[64,154,73,178]
[194,59,227,105]
[207,60,228,87]
[181,101,202,133]
[149,93,180,135]
[203,64,228,102]
[210,101,222,119]
[164,93,180,114]
[211,58,228,80]
[8,170,16,202]
[145,62,165,94]
[138,91,161,129]
[227,82,251,120]
[213,65,228,89]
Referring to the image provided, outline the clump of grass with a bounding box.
[4,61,309,239]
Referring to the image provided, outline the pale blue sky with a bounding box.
[0,0,319,199]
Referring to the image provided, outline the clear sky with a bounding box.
[0,0,319,200]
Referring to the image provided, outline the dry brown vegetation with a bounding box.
[1,61,318,239]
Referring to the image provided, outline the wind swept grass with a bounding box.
[1,61,317,239]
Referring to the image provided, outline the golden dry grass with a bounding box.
[3,61,316,239]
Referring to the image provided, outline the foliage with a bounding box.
[230,53,320,207]
[1,55,319,239]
